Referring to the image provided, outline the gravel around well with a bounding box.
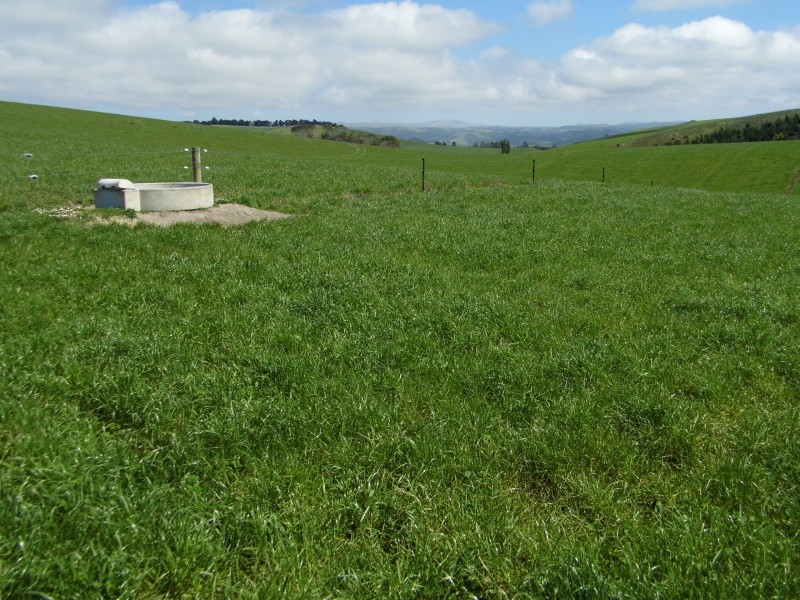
[87,203,292,227]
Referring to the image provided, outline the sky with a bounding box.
[1,0,799,126]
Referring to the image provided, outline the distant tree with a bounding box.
[291,124,315,138]
[500,138,511,154]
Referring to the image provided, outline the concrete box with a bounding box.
[94,187,141,211]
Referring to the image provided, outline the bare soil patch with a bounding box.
[90,203,291,228]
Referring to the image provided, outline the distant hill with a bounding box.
[345,121,680,148]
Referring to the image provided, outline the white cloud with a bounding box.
[0,1,504,116]
[528,0,574,26]
[634,0,747,11]
[481,46,513,60]
[0,0,110,27]
[0,2,797,124]
[323,2,503,49]
[557,17,800,118]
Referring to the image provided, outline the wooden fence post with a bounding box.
[192,148,202,183]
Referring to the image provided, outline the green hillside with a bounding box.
[2,101,799,214]
[617,108,800,147]
[1,101,799,598]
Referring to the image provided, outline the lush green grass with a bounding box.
[2,101,798,216]
[1,102,799,598]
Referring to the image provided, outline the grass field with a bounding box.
[1,101,799,214]
[1,101,799,598]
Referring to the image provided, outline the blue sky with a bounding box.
[1,1,799,125]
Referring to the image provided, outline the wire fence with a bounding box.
[7,145,792,199]
[0,148,690,200]
[2,149,206,186]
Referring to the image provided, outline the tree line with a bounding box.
[291,124,401,148]
[190,117,340,128]
[689,113,800,145]
[472,139,512,153]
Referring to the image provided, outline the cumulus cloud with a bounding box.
[321,2,503,49]
[528,0,574,26]
[557,17,800,117]
[0,1,797,124]
[634,0,747,11]
[0,1,503,116]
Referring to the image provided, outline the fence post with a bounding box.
[602,167,605,183]
[532,159,536,184]
[422,158,426,192]
[192,147,202,183]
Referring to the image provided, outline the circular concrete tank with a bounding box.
[137,182,214,211]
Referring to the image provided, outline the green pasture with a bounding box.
[1,101,799,598]
[1,101,798,215]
